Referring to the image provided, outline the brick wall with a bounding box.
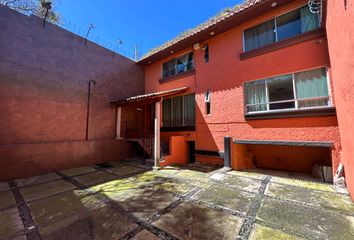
[0,6,144,179]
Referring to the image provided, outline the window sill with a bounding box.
[159,69,195,84]
[161,126,195,132]
[240,28,325,60]
[244,106,336,120]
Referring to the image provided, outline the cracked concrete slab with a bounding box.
[193,185,254,214]
[265,182,354,214]
[20,180,76,202]
[59,166,96,177]
[40,206,137,240]
[257,198,354,240]
[29,190,105,227]
[221,174,262,192]
[153,201,242,240]
[0,207,24,239]
[0,190,16,209]
[16,173,61,187]
[73,171,116,186]
[249,224,302,240]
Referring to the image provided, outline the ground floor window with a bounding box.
[162,94,195,127]
[244,67,330,114]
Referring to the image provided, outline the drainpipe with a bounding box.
[86,80,96,140]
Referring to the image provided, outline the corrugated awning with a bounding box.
[111,87,189,106]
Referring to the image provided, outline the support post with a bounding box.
[224,136,232,168]
[115,107,122,139]
[153,100,161,171]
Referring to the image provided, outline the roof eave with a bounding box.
[138,0,294,66]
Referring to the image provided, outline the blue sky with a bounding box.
[55,0,242,58]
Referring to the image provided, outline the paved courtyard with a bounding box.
[0,159,353,240]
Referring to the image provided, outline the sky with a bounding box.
[55,0,243,59]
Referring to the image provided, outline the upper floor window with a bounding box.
[244,5,320,52]
[244,68,330,114]
[162,94,195,127]
[162,52,194,78]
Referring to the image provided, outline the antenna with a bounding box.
[134,45,138,61]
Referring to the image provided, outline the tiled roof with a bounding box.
[139,0,263,61]
[111,87,189,105]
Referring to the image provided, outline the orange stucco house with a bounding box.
[1,0,353,200]
[111,0,354,198]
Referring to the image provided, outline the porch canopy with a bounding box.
[110,86,189,106]
[111,86,189,170]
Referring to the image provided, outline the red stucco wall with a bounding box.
[0,6,144,179]
[144,0,341,173]
[326,0,354,197]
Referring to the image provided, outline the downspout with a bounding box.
[86,80,96,140]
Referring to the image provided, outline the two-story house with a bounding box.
[112,0,340,182]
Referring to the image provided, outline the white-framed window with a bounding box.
[244,67,330,114]
[243,5,320,52]
[205,89,211,115]
[162,52,194,78]
[162,94,195,127]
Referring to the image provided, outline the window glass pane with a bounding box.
[162,98,171,127]
[162,59,175,78]
[244,20,275,51]
[162,52,194,78]
[300,6,320,33]
[276,9,301,41]
[171,96,183,127]
[267,74,295,110]
[295,68,329,108]
[244,80,267,112]
[183,94,195,126]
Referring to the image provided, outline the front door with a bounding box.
[188,141,196,163]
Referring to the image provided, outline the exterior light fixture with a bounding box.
[170,50,174,53]
[42,1,52,28]
[271,2,277,7]
[210,31,215,36]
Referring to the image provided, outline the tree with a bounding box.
[0,0,60,23]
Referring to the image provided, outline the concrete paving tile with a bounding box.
[265,182,354,214]
[20,180,76,202]
[257,198,354,240]
[270,177,336,192]
[89,171,162,198]
[193,185,254,214]
[132,229,160,240]
[158,166,181,175]
[59,166,96,177]
[0,190,16,209]
[0,182,9,192]
[16,173,61,187]
[29,190,105,227]
[249,224,303,240]
[221,174,262,192]
[227,170,266,180]
[40,206,137,240]
[73,171,115,186]
[153,202,242,240]
[106,165,144,177]
[0,207,24,239]
[111,186,177,220]
[176,169,208,179]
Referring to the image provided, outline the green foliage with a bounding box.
[0,0,60,23]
